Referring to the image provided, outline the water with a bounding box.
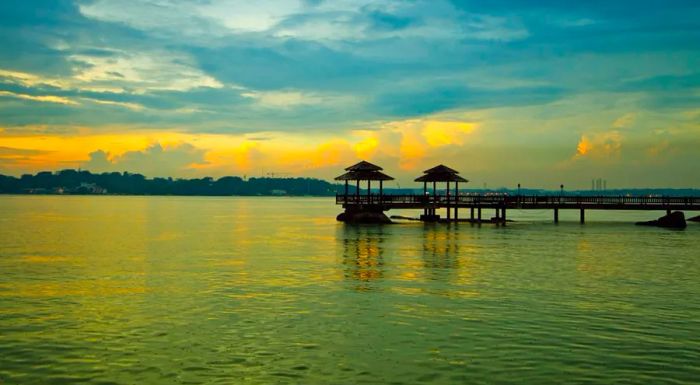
[1,195,699,384]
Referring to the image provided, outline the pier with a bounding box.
[335,161,700,224]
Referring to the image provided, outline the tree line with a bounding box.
[0,169,345,196]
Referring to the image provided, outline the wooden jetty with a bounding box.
[335,161,700,224]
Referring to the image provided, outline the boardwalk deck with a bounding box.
[337,194,700,211]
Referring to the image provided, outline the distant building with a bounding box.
[75,183,107,194]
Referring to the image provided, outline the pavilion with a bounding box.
[335,161,394,205]
[415,165,468,221]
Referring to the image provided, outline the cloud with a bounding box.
[83,98,144,111]
[241,90,325,108]
[574,131,623,159]
[421,121,477,147]
[612,113,636,129]
[0,90,78,105]
[78,0,529,43]
[2,0,700,186]
[82,143,206,177]
[0,146,52,156]
[69,50,223,92]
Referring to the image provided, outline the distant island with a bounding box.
[1,170,699,197]
[0,170,339,196]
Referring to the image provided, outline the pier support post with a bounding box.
[502,208,507,222]
[580,209,585,224]
[554,208,559,223]
[446,182,451,220]
[454,182,459,221]
[423,182,428,217]
[470,207,474,220]
[367,180,371,204]
[478,207,482,221]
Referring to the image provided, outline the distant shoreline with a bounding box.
[2,170,699,197]
[0,193,334,197]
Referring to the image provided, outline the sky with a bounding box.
[1,0,699,189]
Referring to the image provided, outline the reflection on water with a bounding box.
[421,224,460,280]
[341,225,385,289]
[1,196,699,384]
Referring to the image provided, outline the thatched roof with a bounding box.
[415,164,468,183]
[335,170,394,181]
[345,160,383,171]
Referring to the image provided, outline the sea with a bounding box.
[1,195,699,384]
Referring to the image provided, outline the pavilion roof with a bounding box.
[415,172,468,183]
[345,160,383,171]
[415,164,468,183]
[423,164,459,174]
[335,170,394,181]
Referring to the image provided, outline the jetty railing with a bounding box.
[336,194,700,210]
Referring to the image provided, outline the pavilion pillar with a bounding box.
[470,207,474,220]
[446,181,451,220]
[423,182,427,216]
[433,181,437,217]
[554,208,559,223]
[478,207,482,221]
[580,209,585,224]
[367,180,371,204]
[502,207,507,223]
[379,180,383,205]
[454,182,459,220]
[344,180,348,201]
[356,180,360,200]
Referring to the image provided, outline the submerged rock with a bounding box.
[689,215,700,223]
[636,211,687,229]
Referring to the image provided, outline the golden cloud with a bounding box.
[574,131,622,159]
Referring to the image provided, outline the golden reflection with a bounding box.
[421,225,460,281]
[575,238,627,278]
[421,225,480,297]
[340,226,385,290]
[21,255,71,264]
[0,280,147,297]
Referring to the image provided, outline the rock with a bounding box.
[658,211,687,228]
[351,211,392,224]
[337,208,392,224]
[689,215,700,223]
[636,211,686,229]
[390,215,420,221]
[419,214,440,222]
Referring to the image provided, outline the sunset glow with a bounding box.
[1,1,699,187]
